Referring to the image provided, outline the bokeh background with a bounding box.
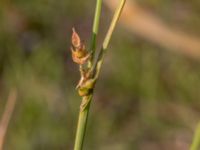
[0,0,200,149]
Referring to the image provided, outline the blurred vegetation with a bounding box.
[0,0,200,150]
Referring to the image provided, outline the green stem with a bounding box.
[88,0,102,68]
[74,96,92,150]
[190,123,200,150]
[95,0,126,78]
[74,1,102,149]
[73,0,126,150]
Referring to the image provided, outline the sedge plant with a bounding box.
[70,0,126,149]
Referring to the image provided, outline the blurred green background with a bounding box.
[0,0,200,150]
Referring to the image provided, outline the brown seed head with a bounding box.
[71,50,91,65]
[71,28,81,48]
[71,28,91,65]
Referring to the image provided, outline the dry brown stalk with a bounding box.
[104,0,200,59]
[0,89,17,150]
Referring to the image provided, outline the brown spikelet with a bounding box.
[72,28,81,48]
[71,28,91,65]
[71,50,91,65]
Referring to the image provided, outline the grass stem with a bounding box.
[95,0,126,78]
[74,1,102,149]
[74,96,92,150]
[74,0,102,149]
[190,123,200,150]
[73,0,126,150]
[89,0,102,68]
